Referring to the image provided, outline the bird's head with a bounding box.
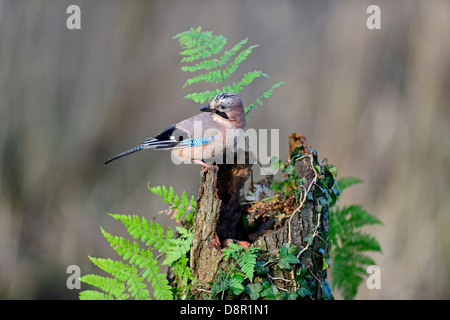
[200,93,246,128]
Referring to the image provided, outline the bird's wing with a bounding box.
[104,114,217,165]
[142,121,216,150]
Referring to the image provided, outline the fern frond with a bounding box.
[109,213,173,253]
[231,70,268,92]
[150,272,174,300]
[149,185,196,222]
[181,38,249,72]
[330,205,382,242]
[245,81,285,115]
[221,242,242,260]
[343,232,382,253]
[331,253,366,300]
[345,205,382,229]
[183,70,270,104]
[337,176,362,192]
[173,27,227,63]
[79,290,116,300]
[171,255,194,285]
[101,227,153,268]
[163,227,193,266]
[222,243,260,282]
[79,274,126,299]
[182,45,259,88]
[185,89,225,104]
[80,216,176,300]
[237,247,260,282]
[87,257,150,300]
[174,27,283,116]
[329,199,382,299]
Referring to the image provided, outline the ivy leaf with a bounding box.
[278,243,289,257]
[264,285,285,300]
[278,254,300,270]
[245,282,263,300]
[254,260,269,276]
[305,235,315,245]
[297,286,311,298]
[284,165,296,176]
[287,291,299,300]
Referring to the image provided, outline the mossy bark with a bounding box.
[189,134,330,300]
[190,158,252,289]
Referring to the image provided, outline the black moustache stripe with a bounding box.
[214,110,229,119]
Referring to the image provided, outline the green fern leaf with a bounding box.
[222,244,260,282]
[337,176,362,192]
[162,227,193,270]
[343,232,382,252]
[151,273,173,300]
[329,183,382,299]
[182,44,259,88]
[245,81,285,115]
[184,89,224,104]
[173,27,227,63]
[221,242,242,260]
[101,228,159,270]
[79,274,126,299]
[181,38,249,72]
[343,205,383,229]
[171,255,194,285]
[149,185,196,222]
[237,247,260,282]
[174,27,283,114]
[86,257,150,299]
[79,290,116,300]
[331,253,367,300]
[109,214,173,253]
[81,215,176,300]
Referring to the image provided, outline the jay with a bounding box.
[104,93,246,171]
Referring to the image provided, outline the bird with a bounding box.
[104,93,246,172]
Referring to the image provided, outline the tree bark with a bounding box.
[189,134,330,299]
[190,155,252,288]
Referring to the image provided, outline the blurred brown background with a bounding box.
[0,0,449,299]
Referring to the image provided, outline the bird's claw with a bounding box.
[193,160,218,175]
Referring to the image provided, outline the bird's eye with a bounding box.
[219,104,227,111]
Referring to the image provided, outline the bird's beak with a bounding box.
[200,105,213,112]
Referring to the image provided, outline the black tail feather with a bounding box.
[104,145,145,165]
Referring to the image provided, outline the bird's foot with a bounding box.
[208,233,251,251]
[193,160,218,175]
[222,238,251,250]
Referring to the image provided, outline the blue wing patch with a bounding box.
[184,136,215,147]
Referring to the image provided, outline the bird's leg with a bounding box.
[193,159,218,174]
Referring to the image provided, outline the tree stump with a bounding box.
[189,134,330,299]
[190,155,252,288]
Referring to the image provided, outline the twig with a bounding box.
[267,274,291,293]
[267,273,294,283]
[287,154,318,244]
[306,266,321,284]
[194,287,211,294]
[297,211,321,259]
